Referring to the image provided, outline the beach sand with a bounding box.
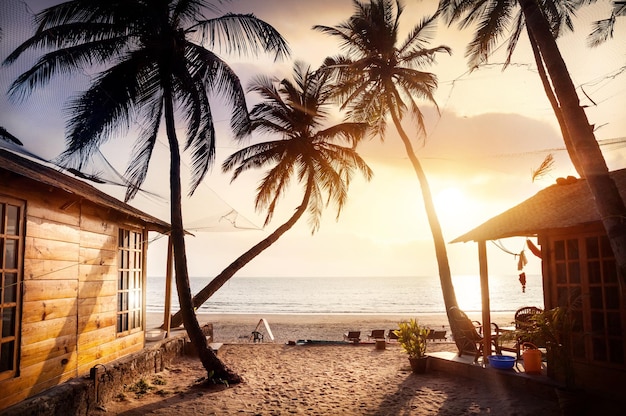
[98,313,561,415]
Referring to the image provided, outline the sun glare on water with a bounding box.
[452,275,483,312]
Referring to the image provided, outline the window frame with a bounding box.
[0,195,25,382]
[116,227,145,337]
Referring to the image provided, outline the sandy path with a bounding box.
[100,342,560,415]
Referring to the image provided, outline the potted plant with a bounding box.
[508,306,583,415]
[395,319,430,373]
[509,307,574,385]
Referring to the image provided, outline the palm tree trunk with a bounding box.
[520,0,626,287]
[388,108,459,317]
[167,179,314,328]
[525,25,583,176]
[163,88,241,383]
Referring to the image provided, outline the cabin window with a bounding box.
[0,198,24,381]
[117,228,143,335]
[551,233,624,366]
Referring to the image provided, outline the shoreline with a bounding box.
[146,311,516,343]
[147,311,516,326]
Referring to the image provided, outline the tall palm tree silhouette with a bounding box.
[5,0,288,382]
[168,62,372,328]
[314,0,460,320]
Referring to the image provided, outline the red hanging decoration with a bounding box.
[526,238,542,259]
[519,272,527,293]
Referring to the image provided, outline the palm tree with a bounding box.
[438,0,608,177]
[438,0,626,293]
[167,61,372,328]
[4,0,288,383]
[313,0,460,320]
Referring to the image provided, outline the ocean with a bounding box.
[146,274,544,315]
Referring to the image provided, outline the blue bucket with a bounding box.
[489,355,516,369]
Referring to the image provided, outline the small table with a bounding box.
[497,326,520,356]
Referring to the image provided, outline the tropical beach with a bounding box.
[1,0,625,413]
[99,313,564,416]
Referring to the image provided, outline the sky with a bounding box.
[1,0,625,281]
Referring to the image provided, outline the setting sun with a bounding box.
[434,187,466,212]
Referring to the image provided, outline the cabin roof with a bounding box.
[451,168,626,243]
[0,148,170,233]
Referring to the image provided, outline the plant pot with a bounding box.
[522,342,542,374]
[408,357,428,374]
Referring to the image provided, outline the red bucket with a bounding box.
[522,342,542,374]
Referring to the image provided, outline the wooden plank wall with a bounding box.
[0,178,146,410]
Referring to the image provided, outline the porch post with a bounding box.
[163,236,173,337]
[478,240,492,363]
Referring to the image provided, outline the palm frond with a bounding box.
[255,155,296,224]
[400,45,452,68]
[3,22,127,66]
[124,100,163,202]
[194,13,290,60]
[222,140,286,180]
[504,10,525,68]
[6,36,129,101]
[398,13,439,55]
[0,127,23,145]
[465,0,513,70]
[531,154,555,182]
[587,0,625,47]
[186,43,252,141]
[315,122,370,148]
[60,56,158,169]
[437,0,481,28]
[186,91,216,196]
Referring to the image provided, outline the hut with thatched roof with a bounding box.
[452,170,626,395]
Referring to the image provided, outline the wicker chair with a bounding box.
[513,306,543,358]
[515,306,543,329]
[449,306,500,362]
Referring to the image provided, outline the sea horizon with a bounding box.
[146,274,545,316]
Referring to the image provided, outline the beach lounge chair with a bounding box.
[448,306,500,362]
[343,331,361,343]
[367,329,385,340]
[387,329,399,341]
[426,330,447,342]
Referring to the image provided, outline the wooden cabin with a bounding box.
[452,170,626,394]
[0,148,170,410]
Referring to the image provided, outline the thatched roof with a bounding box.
[451,169,626,243]
[0,148,170,233]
